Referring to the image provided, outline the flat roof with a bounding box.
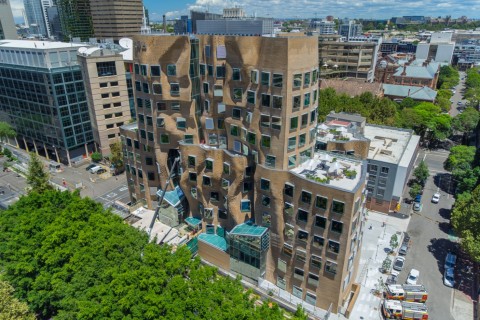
[131,208,180,245]
[364,125,416,165]
[230,222,267,237]
[290,151,364,192]
[0,40,84,50]
[198,233,227,251]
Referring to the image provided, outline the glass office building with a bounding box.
[0,40,94,164]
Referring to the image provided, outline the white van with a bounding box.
[89,165,102,174]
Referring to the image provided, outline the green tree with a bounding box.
[444,145,476,171]
[109,141,124,169]
[0,280,35,320]
[451,185,480,262]
[0,191,300,319]
[390,234,399,250]
[409,183,422,199]
[452,107,480,133]
[437,65,459,90]
[414,161,430,186]
[0,122,16,143]
[26,152,51,193]
[91,151,102,162]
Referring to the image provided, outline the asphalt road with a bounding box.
[449,71,467,118]
[399,149,457,320]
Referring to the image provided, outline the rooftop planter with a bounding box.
[344,169,357,179]
[306,173,330,184]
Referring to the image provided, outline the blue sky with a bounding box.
[9,0,479,22]
[143,0,478,21]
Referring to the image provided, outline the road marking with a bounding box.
[423,153,427,161]
[106,192,117,198]
[119,186,128,192]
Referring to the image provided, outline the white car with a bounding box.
[432,193,440,203]
[393,256,406,271]
[406,268,420,285]
[444,268,455,287]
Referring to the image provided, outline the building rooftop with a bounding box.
[363,125,415,164]
[383,84,437,101]
[326,111,366,123]
[394,61,439,79]
[290,151,364,192]
[198,233,227,251]
[0,40,84,50]
[230,222,268,237]
[130,207,184,245]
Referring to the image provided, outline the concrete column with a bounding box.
[23,137,29,152]
[44,143,50,160]
[32,140,39,155]
[84,143,89,157]
[54,147,60,164]
[66,150,72,167]
[14,137,19,148]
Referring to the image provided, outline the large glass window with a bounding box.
[232,68,241,80]
[261,72,270,85]
[261,94,270,107]
[328,240,340,254]
[297,209,308,222]
[273,73,283,87]
[315,196,327,209]
[272,96,282,109]
[325,261,337,274]
[247,91,256,104]
[96,61,117,77]
[332,200,345,214]
[167,64,176,76]
[260,178,270,191]
[290,117,298,130]
[315,215,326,228]
[288,137,296,151]
[293,73,302,88]
[313,235,324,248]
[301,191,312,204]
[331,220,343,233]
[284,183,294,197]
[150,65,161,77]
[261,135,271,148]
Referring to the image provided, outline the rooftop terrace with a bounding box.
[290,151,364,192]
[363,125,416,165]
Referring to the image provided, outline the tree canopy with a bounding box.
[0,280,35,320]
[0,191,305,320]
[437,65,459,90]
[452,107,480,133]
[413,161,429,186]
[0,122,16,142]
[26,152,52,193]
[444,145,479,194]
[451,185,480,263]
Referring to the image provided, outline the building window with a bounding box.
[223,162,230,175]
[247,131,256,145]
[216,65,225,78]
[150,65,161,77]
[188,156,196,167]
[297,230,309,242]
[311,109,316,124]
[297,209,308,222]
[331,220,343,233]
[283,243,293,256]
[292,286,303,299]
[251,70,258,84]
[290,117,298,130]
[293,73,302,88]
[261,72,270,85]
[210,192,219,202]
[381,166,390,175]
[157,118,165,128]
[203,82,209,94]
[332,200,345,214]
[160,134,169,144]
[96,61,117,77]
[304,93,311,107]
[299,134,306,147]
[304,72,311,86]
[188,172,197,182]
[152,83,162,95]
[261,135,271,148]
[293,96,301,109]
[301,190,312,204]
[207,65,213,76]
[167,64,176,76]
[262,195,271,207]
[170,83,180,95]
[311,255,322,268]
[294,268,304,281]
[296,249,306,262]
[328,240,340,254]
[273,73,283,87]
[176,117,186,129]
[271,117,281,130]
[203,176,212,186]
[100,82,108,88]
[306,292,316,306]
[272,95,282,109]
[200,64,206,75]
[325,261,337,274]
[315,196,327,210]
[288,155,296,168]
[308,273,319,287]
[233,88,242,100]
[157,102,166,111]
[218,209,227,219]
[232,68,241,81]
[261,94,271,107]
[230,125,239,136]
[140,64,148,76]
[260,178,270,191]
[313,235,324,248]
[315,215,326,228]
[205,158,213,170]
[301,113,308,127]
[247,90,256,104]
[284,183,294,197]
[240,200,251,212]
[232,108,241,120]
[214,85,223,97]
[265,155,276,168]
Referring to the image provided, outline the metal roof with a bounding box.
[383,84,437,101]
[198,233,227,251]
[230,222,268,237]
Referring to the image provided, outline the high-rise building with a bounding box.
[190,10,222,34]
[77,45,132,156]
[0,0,17,40]
[0,40,94,164]
[46,5,62,40]
[339,19,363,41]
[310,19,336,34]
[90,0,143,41]
[24,0,52,38]
[56,0,93,41]
[120,34,367,314]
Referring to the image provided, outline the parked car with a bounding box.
[413,202,422,212]
[393,256,406,271]
[402,232,410,245]
[444,268,455,287]
[406,269,420,285]
[432,193,440,203]
[457,101,463,105]
[89,165,103,174]
[386,270,399,285]
[399,243,408,255]
[444,252,457,269]
[86,163,97,171]
[414,195,422,203]
[96,168,107,175]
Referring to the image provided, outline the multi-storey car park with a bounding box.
[120,34,368,315]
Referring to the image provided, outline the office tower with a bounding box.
[24,0,52,38]
[0,40,94,164]
[56,0,93,41]
[46,5,62,40]
[339,19,363,41]
[90,0,143,41]
[120,34,367,313]
[77,46,132,156]
[0,0,17,40]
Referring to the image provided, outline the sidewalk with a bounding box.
[348,210,410,320]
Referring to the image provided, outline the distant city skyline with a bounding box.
[7,0,479,23]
